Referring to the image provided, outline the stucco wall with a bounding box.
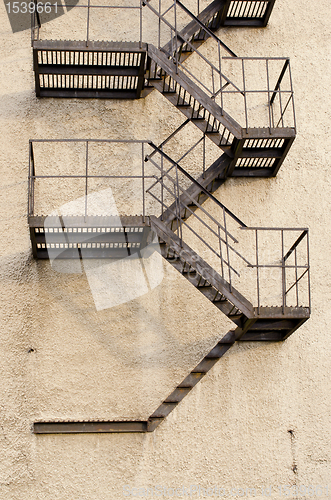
[0,0,330,498]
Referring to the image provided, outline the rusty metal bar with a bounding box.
[142,142,145,222]
[281,229,285,313]
[203,134,206,178]
[223,208,232,291]
[140,0,143,48]
[288,61,297,132]
[218,40,224,115]
[86,0,90,47]
[256,229,260,314]
[294,247,299,307]
[266,58,273,131]
[278,84,284,128]
[31,139,149,143]
[307,231,311,313]
[175,0,179,73]
[175,164,183,246]
[218,225,224,278]
[158,0,161,49]
[85,141,88,217]
[161,146,164,220]
[242,58,248,132]
[241,227,308,231]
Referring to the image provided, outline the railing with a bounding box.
[31,0,294,131]
[28,139,156,220]
[31,1,145,45]
[145,145,309,311]
[28,139,309,312]
[144,1,295,131]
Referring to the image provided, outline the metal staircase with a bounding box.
[29,140,310,434]
[31,0,295,179]
[27,0,309,435]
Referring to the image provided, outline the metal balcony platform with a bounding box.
[230,128,296,177]
[220,0,276,27]
[29,215,149,259]
[33,41,147,99]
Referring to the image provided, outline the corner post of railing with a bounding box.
[28,141,35,217]
[86,0,91,47]
[255,229,260,315]
[142,143,145,223]
[278,78,284,128]
[306,230,311,313]
[266,58,273,132]
[281,229,286,313]
[31,10,35,46]
[174,0,178,74]
[223,208,232,292]
[242,59,248,133]
[160,145,164,219]
[294,246,299,307]
[85,141,88,218]
[32,1,41,45]
[288,60,297,132]
[140,0,143,49]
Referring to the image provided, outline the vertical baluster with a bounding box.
[86,0,90,47]
[174,0,178,74]
[242,58,248,132]
[219,41,223,115]
[175,165,182,246]
[295,246,299,307]
[218,225,224,279]
[256,229,260,314]
[161,146,164,220]
[142,142,145,223]
[281,229,285,313]
[306,231,311,313]
[223,208,232,292]
[140,0,143,48]
[266,58,273,131]
[85,141,88,219]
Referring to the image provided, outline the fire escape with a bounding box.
[29,0,310,434]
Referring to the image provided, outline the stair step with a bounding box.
[150,402,178,418]
[164,387,192,403]
[199,286,226,302]
[207,343,233,357]
[147,418,164,432]
[178,372,205,388]
[192,357,219,373]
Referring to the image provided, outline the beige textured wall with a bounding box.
[0,0,330,498]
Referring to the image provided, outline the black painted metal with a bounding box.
[28,1,310,435]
